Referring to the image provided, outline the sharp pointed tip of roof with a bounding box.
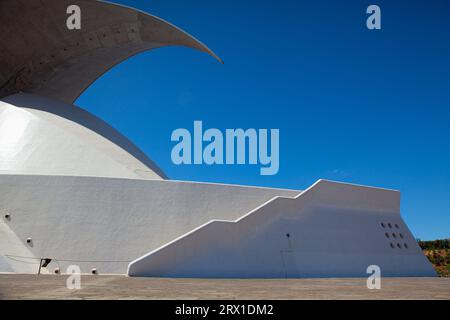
[209,51,224,65]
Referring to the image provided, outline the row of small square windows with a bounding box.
[385,232,404,239]
[391,242,408,249]
[381,222,399,229]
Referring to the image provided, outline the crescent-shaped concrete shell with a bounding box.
[0,0,221,104]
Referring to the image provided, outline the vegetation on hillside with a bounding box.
[418,239,450,277]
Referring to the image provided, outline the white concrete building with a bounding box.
[0,0,436,278]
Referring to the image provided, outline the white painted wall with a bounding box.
[0,174,299,274]
[0,219,38,274]
[128,180,436,278]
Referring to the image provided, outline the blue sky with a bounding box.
[77,0,450,240]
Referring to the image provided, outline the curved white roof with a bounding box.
[0,93,167,179]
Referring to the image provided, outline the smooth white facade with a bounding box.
[0,174,298,275]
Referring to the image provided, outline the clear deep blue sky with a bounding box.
[77,0,450,240]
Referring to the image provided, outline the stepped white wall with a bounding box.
[128,180,436,278]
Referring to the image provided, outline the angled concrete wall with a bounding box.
[128,180,436,278]
[0,219,38,274]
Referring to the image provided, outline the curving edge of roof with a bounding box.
[0,0,222,104]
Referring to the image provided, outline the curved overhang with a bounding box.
[0,0,222,104]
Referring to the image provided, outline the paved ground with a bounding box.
[0,274,449,300]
